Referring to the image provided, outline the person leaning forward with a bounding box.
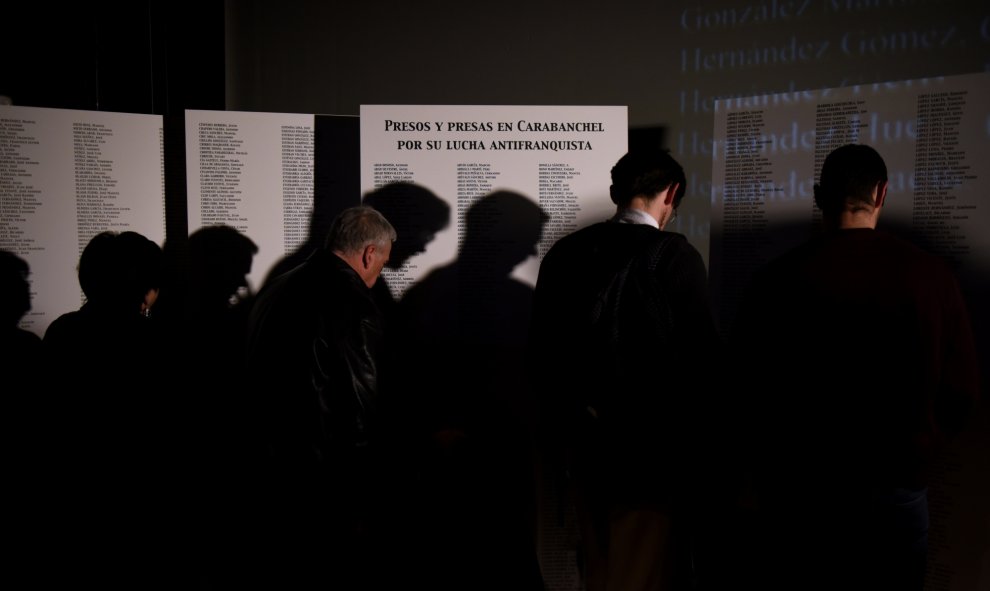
[530,149,722,591]
[243,206,396,590]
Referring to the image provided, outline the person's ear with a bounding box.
[663,182,680,206]
[141,287,159,317]
[875,180,888,209]
[361,244,377,270]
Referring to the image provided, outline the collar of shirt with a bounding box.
[610,207,659,229]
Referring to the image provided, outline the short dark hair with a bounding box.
[325,206,397,253]
[78,231,162,310]
[610,149,687,208]
[814,144,888,215]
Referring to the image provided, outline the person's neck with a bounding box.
[625,196,663,226]
[614,205,659,228]
[837,211,878,230]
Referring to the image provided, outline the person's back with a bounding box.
[42,232,166,446]
[536,222,712,481]
[740,228,975,486]
[38,230,175,589]
[244,206,396,589]
[531,150,720,591]
[247,247,381,459]
[732,144,979,590]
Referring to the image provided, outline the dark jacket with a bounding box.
[42,302,169,462]
[39,303,176,588]
[246,249,384,463]
[530,221,720,503]
[732,228,980,489]
[244,250,394,589]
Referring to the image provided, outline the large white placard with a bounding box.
[0,105,165,337]
[185,109,315,293]
[360,105,628,298]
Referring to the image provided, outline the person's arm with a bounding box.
[313,296,383,451]
[934,274,980,438]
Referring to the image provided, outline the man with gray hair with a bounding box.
[244,205,395,588]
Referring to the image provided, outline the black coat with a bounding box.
[246,249,384,463]
[530,221,721,503]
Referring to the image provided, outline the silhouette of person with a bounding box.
[394,191,548,590]
[244,206,396,590]
[361,181,450,473]
[158,225,258,437]
[2,250,44,581]
[156,224,259,588]
[529,149,721,591]
[39,230,180,590]
[361,181,450,321]
[0,250,41,394]
[731,144,980,590]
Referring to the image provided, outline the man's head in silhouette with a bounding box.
[362,182,449,269]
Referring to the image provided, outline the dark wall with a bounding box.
[2,1,225,115]
[2,2,227,255]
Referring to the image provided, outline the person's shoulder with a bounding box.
[549,221,670,253]
[652,230,701,262]
[42,310,83,338]
[40,310,97,358]
[647,232,708,286]
[6,327,41,348]
[254,255,309,301]
[858,230,961,287]
[545,221,608,250]
[540,222,607,268]
[874,229,943,259]
[656,229,693,249]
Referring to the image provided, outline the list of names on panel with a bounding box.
[197,121,247,231]
[913,89,975,264]
[456,162,501,249]
[718,109,773,324]
[372,162,416,296]
[372,162,414,188]
[537,163,581,258]
[813,100,868,168]
[0,117,41,255]
[281,124,314,253]
[72,122,129,251]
